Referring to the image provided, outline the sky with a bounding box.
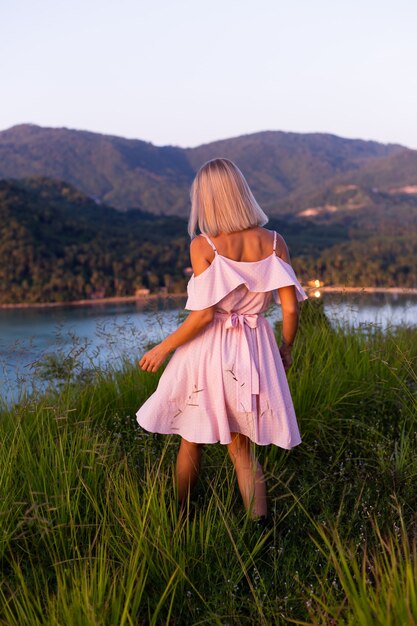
[1,0,417,149]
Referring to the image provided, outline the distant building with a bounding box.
[307,279,324,288]
[388,185,417,195]
[183,266,193,277]
[135,288,150,297]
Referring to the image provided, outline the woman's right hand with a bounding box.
[139,341,171,372]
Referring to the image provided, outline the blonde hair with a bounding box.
[188,158,269,237]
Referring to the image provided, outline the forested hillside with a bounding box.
[1,177,416,305]
[0,125,194,215]
[0,179,189,303]
[185,131,406,212]
[293,181,417,287]
[1,124,412,215]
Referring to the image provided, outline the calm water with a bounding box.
[1,292,417,405]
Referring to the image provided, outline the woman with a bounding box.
[136,158,307,520]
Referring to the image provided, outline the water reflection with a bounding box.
[323,291,417,330]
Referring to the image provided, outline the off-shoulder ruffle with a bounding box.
[185,253,308,310]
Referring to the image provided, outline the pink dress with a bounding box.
[136,231,308,449]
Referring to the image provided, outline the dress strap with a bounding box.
[272,230,277,253]
[201,233,218,253]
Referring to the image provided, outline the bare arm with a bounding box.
[278,288,299,372]
[275,234,299,371]
[139,237,215,372]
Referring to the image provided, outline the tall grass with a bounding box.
[0,299,416,625]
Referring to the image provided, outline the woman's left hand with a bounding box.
[139,343,170,372]
[279,344,293,372]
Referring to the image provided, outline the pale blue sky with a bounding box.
[2,0,417,148]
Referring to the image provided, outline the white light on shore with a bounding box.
[314,290,321,298]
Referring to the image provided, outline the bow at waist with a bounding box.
[215,311,261,327]
[214,311,261,412]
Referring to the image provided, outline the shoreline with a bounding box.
[0,286,417,310]
[318,286,417,294]
[0,293,187,310]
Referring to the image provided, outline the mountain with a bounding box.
[295,182,417,226]
[185,131,405,212]
[1,124,414,216]
[1,124,416,303]
[291,180,417,289]
[0,124,194,215]
[284,148,417,213]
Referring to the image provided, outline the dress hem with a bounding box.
[137,421,302,450]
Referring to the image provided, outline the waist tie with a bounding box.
[215,312,260,413]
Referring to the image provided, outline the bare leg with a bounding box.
[176,438,202,505]
[227,432,267,518]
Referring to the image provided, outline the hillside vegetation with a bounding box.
[1,124,413,215]
[1,177,416,304]
[1,124,416,304]
[0,178,189,303]
[295,183,417,287]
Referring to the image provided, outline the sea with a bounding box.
[1,291,417,405]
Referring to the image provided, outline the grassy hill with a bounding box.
[1,303,416,624]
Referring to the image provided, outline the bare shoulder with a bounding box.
[266,228,291,264]
[190,235,215,259]
[190,235,215,276]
